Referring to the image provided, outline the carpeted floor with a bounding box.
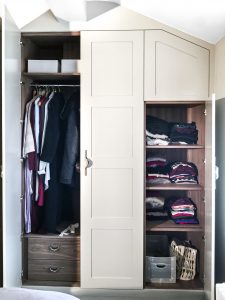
[24,286,205,300]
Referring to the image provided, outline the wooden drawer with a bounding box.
[28,236,80,260]
[28,259,80,281]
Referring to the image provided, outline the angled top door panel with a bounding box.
[145,30,209,101]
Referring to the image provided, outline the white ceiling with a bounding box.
[121,0,225,44]
[4,0,225,44]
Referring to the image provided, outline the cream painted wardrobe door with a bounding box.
[204,95,215,300]
[145,30,209,101]
[2,7,22,286]
[81,31,144,288]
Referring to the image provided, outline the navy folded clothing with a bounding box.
[169,122,198,144]
[146,115,169,136]
[173,218,199,224]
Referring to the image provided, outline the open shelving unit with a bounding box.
[145,101,206,290]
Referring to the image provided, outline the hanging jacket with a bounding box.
[60,89,80,186]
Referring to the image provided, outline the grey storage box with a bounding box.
[28,60,59,73]
[61,59,81,73]
[146,256,176,283]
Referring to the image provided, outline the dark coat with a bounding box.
[60,89,80,186]
[40,92,65,233]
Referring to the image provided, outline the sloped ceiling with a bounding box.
[4,0,225,44]
[121,0,225,44]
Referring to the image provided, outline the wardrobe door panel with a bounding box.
[91,168,133,218]
[81,31,144,288]
[2,7,22,287]
[145,30,209,101]
[91,107,133,158]
[91,229,133,277]
[204,95,215,300]
[91,42,133,96]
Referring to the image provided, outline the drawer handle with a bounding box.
[49,266,63,273]
[49,244,60,252]
[156,263,166,269]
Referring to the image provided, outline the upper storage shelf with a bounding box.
[21,32,80,76]
[22,72,80,81]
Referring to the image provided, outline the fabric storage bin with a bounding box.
[28,60,59,73]
[61,59,81,73]
[146,256,176,283]
[170,239,198,280]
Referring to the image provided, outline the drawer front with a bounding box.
[28,259,80,281]
[28,237,80,260]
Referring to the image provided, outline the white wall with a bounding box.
[215,36,225,100]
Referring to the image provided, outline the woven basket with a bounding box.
[170,239,197,280]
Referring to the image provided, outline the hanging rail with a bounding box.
[30,84,80,87]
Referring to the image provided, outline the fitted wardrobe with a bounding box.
[2,11,215,300]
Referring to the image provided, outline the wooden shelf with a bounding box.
[145,277,203,290]
[146,220,203,232]
[24,233,80,239]
[146,183,203,191]
[23,72,80,81]
[146,144,204,149]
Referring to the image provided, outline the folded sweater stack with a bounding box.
[146,116,170,145]
[146,115,198,145]
[146,157,170,184]
[165,197,199,224]
[170,122,198,144]
[146,158,199,185]
[168,162,199,184]
[146,191,168,221]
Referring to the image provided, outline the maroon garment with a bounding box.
[37,175,45,207]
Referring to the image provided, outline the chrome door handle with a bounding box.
[84,150,93,176]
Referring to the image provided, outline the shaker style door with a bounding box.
[2,6,22,287]
[204,94,215,300]
[81,30,144,288]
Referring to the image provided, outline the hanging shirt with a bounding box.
[34,97,41,153]
[23,96,38,157]
[24,160,33,233]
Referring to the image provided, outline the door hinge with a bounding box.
[202,235,206,241]
[20,40,24,47]
[20,195,24,202]
[204,109,207,116]
[203,159,206,164]
[21,270,24,279]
